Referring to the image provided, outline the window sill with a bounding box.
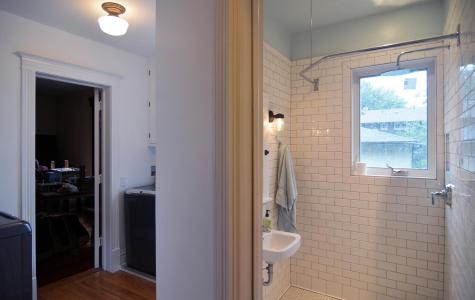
[352,167,436,180]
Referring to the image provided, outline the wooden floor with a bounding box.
[38,269,155,300]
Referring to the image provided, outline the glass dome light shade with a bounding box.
[98,15,129,36]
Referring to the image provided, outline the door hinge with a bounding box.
[98,174,103,184]
[98,237,103,247]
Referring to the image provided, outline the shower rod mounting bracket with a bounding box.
[312,78,319,92]
[301,24,461,91]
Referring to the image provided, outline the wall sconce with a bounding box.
[269,110,285,131]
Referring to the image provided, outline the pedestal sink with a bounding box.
[263,230,301,264]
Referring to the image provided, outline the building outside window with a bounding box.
[352,58,436,178]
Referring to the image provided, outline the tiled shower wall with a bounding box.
[443,0,475,299]
[289,44,448,300]
[263,43,292,300]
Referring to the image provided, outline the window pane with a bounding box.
[359,69,428,169]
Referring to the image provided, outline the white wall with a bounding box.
[443,0,475,299]
[264,17,291,59]
[155,0,217,299]
[263,43,292,300]
[290,43,447,299]
[0,9,154,252]
[290,1,446,60]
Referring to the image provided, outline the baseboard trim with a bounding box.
[32,276,37,300]
[110,247,121,272]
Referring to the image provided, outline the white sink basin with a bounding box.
[263,230,301,264]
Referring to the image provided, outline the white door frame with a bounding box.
[216,0,263,298]
[93,88,105,268]
[19,52,122,299]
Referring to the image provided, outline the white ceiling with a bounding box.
[0,0,155,57]
[265,0,442,35]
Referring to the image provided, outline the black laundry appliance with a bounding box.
[124,185,156,276]
[0,211,32,300]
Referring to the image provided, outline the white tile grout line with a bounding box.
[289,284,345,300]
[278,283,292,300]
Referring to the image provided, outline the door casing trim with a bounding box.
[216,0,263,298]
[19,52,122,299]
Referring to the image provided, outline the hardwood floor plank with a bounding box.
[38,270,155,300]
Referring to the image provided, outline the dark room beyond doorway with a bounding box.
[35,78,98,287]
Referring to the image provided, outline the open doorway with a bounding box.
[35,78,102,287]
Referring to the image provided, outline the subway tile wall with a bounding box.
[289,43,448,300]
[443,0,475,299]
[263,43,292,300]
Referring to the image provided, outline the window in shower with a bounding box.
[352,58,436,178]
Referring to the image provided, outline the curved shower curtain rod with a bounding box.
[300,24,461,91]
[395,45,451,68]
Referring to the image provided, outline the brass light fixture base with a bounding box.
[102,2,126,16]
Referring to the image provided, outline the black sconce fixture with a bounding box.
[268,110,284,122]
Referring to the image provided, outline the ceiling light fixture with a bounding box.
[98,2,129,36]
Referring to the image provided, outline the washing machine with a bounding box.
[124,185,155,276]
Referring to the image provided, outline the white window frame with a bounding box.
[352,58,437,179]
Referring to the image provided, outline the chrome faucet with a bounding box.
[431,184,454,207]
[386,163,408,176]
